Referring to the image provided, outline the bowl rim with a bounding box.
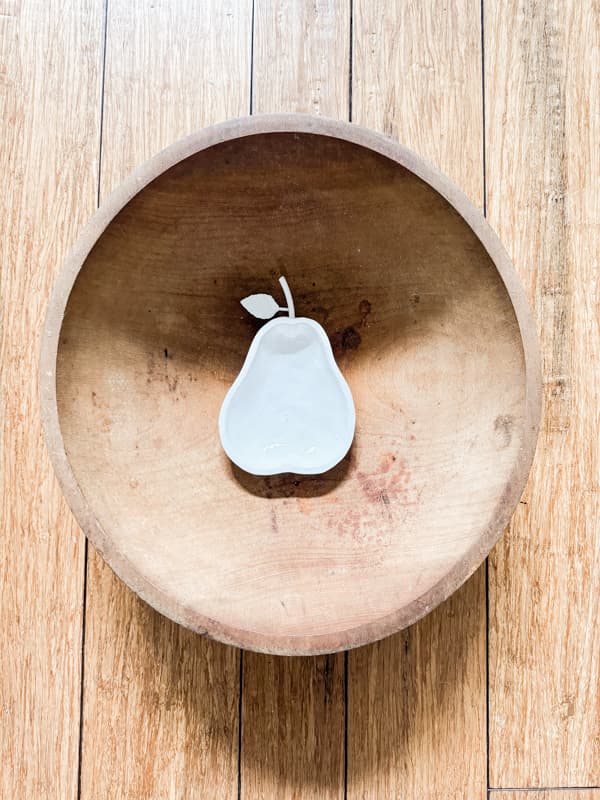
[40,113,542,655]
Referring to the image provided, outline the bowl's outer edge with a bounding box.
[39,113,542,655]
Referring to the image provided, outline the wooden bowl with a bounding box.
[41,115,540,655]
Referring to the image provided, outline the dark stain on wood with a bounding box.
[331,325,362,356]
[322,655,334,705]
[494,414,515,449]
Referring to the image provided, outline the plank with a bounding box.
[492,793,600,800]
[79,2,252,798]
[0,1,104,797]
[252,0,350,118]
[241,654,345,799]
[351,0,484,193]
[348,575,486,798]
[486,0,600,786]
[241,1,349,796]
[99,0,252,185]
[348,1,487,798]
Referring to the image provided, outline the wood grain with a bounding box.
[486,0,600,787]
[352,0,484,194]
[492,794,600,800]
[348,1,487,797]
[242,1,349,794]
[4,0,598,794]
[99,0,252,187]
[348,575,486,798]
[0,1,103,797]
[242,654,345,799]
[45,116,535,651]
[79,2,252,798]
[81,557,240,799]
[253,0,350,118]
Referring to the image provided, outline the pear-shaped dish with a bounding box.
[219,313,356,476]
[41,114,541,655]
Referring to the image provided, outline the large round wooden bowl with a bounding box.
[41,115,540,655]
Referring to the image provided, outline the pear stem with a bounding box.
[278,276,295,319]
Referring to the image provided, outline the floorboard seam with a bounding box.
[77,2,109,795]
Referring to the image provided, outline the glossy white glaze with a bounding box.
[219,316,355,475]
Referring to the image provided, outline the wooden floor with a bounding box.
[1,1,598,797]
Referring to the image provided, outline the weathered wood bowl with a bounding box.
[41,115,541,655]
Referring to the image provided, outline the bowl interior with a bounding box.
[56,131,527,651]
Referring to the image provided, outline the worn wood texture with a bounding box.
[493,794,600,800]
[242,654,345,799]
[348,576,486,798]
[46,118,534,650]
[0,2,103,798]
[3,0,599,794]
[352,0,484,193]
[78,2,252,798]
[99,0,252,186]
[247,1,348,794]
[486,0,600,787]
[253,0,350,118]
[348,1,487,798]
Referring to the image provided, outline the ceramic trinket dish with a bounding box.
[219,276,356,476]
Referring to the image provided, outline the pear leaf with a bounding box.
[240,293,280,319]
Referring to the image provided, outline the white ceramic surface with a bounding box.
[219,285,356,476]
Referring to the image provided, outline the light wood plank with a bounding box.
[486,0,600,786]
[348,1,487,798]
[82,558,241,799]
[348,573,486,799]
[253,0,350,118]
[241,1,349,797]
[0,1,104,797]
[242,654,345,799]
[99,0,252,186]
[79,2,252,798]
[352,0,484,195]
[493,793,600,800]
